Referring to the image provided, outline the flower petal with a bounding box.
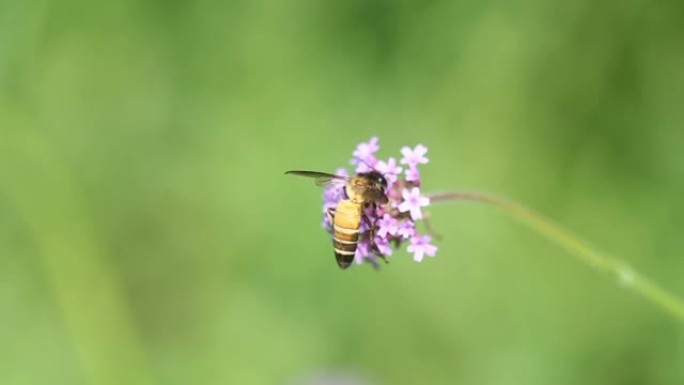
[397,200,412,214]
[413,249,425,262]
[418,196,430,207]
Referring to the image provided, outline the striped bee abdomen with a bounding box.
[332,200,362,269]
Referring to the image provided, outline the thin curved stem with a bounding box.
[429,190,684,322]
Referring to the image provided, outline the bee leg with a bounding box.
[362,213,388,265]
[326,208,336,226]
[361,213,376,243]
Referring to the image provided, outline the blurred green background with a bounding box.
[2,0,684,384]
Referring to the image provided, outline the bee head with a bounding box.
[353,170,390,205]
[365,171,388,190]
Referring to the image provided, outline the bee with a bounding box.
[286,169,389,269]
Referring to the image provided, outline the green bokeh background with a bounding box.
[2,1,684,384]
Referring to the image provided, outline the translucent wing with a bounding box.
[285,170,348,187]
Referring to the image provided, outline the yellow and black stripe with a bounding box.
[331,200,362,269]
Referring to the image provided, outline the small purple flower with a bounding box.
[376,157,403,186]
[407,235,437,262]
[352,136,380,165]
[405,166,420,183]
[323,188,342,208]
[400,144,428,168]
[354,241,371,265]
[397,219,415,239]
[374,236,393,256]
[355,162,373,174]
[398,187,430,220]
[376,214,398,238]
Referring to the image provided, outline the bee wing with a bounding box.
[285,170,349,187]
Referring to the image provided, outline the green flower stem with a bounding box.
[429,190,684,322]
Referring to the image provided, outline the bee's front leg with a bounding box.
[361,211,375,240]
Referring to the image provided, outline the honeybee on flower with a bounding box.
[287,137,437,269]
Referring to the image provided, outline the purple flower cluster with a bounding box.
[323,137,438,266]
